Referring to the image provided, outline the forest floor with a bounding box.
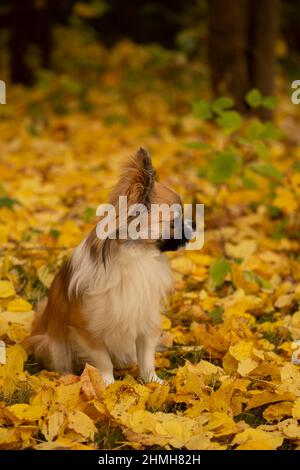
[1,29,300,450]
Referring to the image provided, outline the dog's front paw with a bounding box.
[140,371,164,385]
[102,375,115,386]
[151,375,164,385]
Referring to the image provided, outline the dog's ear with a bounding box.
[109,147,155,207]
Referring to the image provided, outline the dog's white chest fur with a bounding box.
[70,242,173,365]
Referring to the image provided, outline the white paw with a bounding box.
[103,376,115,386]
[141,371,164,384]
[152,375,164,385]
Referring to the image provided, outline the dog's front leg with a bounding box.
[136,333,163,384]
[87,343,115,385]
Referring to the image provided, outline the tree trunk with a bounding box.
[248,0,280,120]
[10,0,34,84]
[208,0,249,113]
[208,0,280,119]
[10,0,54,85]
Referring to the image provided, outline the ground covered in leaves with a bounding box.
[1,27,300,450]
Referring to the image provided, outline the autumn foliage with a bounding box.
[0,28,300,450]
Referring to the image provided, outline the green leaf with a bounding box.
[246,89,263,108]
[272,220,288,240]
[253,141,269,159]
[216,110,242,130]
[209,258,231,288]
[256,276,272,290]
[246,120,282,141]
[246,120,265,140]
[61,77,82,95]
[259,122,282,140]
[250,163,283,183]
[242,175,258,190]
[36,70,54,91]
[266,204,282,218]
[210,151,241,184]
[208,306,224,325]
[197,165,209,178]
[244,270,256,282]
[184,142,211,150]
[211,97,234,114]
[0,197,19,210]
[83,207,96,223]
[262,96,277,110]
[192,100,212,120]
[49,229,61,239]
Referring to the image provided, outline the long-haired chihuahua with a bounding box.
[26,148,194,384]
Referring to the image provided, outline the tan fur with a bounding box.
[109,147,155,208]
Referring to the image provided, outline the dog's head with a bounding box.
[104,148,194,253]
